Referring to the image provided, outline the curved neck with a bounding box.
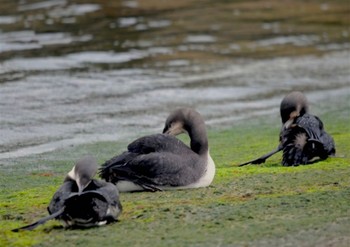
[187,121,208,155]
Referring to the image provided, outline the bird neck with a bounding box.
[188,122,208,155]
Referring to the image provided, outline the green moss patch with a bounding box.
[1,98,349,247]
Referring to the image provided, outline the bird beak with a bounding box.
[284,111,299,129]
[283,119,293,129]
[283,118,298,130]
[76,178,83,194]
[76,177,91,194]
[163,122,185,136]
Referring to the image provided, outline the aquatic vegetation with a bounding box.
[0,0,349,246]
[0,98,349,246]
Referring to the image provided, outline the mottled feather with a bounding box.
[281,113,335,166]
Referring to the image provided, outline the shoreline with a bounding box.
[1,77,349,163]
[1,95,349,246]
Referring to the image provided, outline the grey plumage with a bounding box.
[100,108,215,192]
[12,156,122,232]
[280,91,309,125]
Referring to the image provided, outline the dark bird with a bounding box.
[12,156,122,232]
[100,108,215,192]
[239,91,335,167]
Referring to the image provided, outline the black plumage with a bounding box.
[280,113,335,166]
[12,156,122,231]
[240,91,335,167]
[47,178,122,228]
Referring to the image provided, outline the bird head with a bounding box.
[280,91,309,128]
[162,108,189,135]
[67,156,98,194]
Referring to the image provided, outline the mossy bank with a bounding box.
[1,94,349,247]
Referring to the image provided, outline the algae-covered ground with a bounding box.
[1,95,349,247]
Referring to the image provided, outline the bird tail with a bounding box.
[12,208,64,232]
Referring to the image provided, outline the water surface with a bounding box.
[0,0,349,160]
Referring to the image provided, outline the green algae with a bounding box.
[1,94,349,247]
[1,0,349,245]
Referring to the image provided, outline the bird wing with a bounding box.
[127,134,190,154]
[101,150,200,190]
[100,134,196,189]
[47,180,77,215]
[101,135,190,172]
[295,114,335,156]
[281,113,335,166]
[63,191,109,227]
[89,180,122,221]
[295,114,322,140]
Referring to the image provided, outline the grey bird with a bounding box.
[100,108,215,192]
[12,156,122,231]
[239,91,335,167]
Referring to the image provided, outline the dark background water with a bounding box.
[0,0,349,159]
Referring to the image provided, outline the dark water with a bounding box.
[0,0,349,160]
